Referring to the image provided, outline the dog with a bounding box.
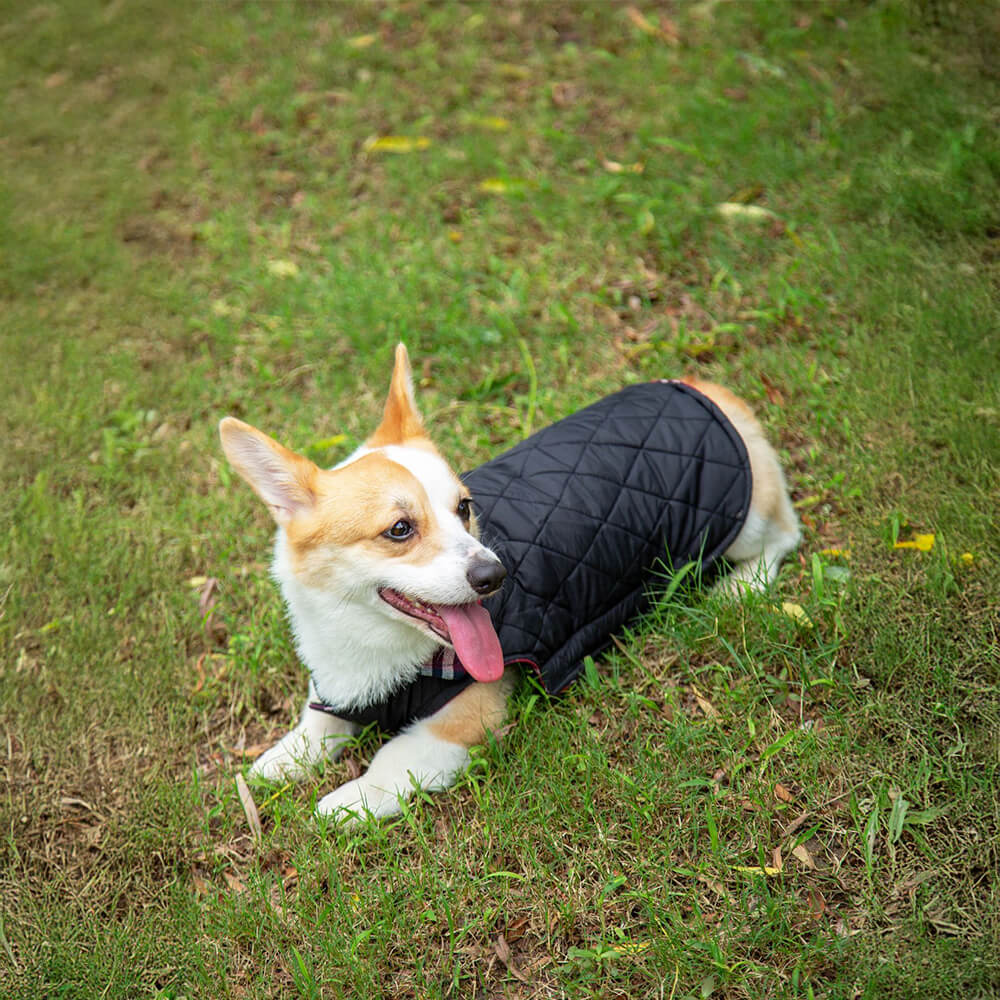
[219,344,799,821]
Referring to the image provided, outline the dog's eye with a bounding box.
[456,498,471,521]
[384,519,414,541]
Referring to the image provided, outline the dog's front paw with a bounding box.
[316,778,402,823]
[249,737,317,783]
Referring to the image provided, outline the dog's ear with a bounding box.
[368,342,426,447]
[219,417,317,525]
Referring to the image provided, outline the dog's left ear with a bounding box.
[368,342,427,446]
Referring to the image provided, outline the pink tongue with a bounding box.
[437,603,505,682]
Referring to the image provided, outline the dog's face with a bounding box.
[219,344,506,680]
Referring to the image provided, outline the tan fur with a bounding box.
[284,452,453,581]
[368,343,427,447]
[219,417,319,521]
[426,672,515,747]
[681,377,798,535]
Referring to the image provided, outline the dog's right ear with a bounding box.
[219,417,318,525]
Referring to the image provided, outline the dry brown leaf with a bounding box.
[806,888,827,919]
[774,782,795,804]
[235,773,263,845]
[625,6,680,44]
[223,870,247,894]
[760,373,785,408]
[493,934,530,984]
[191,873,212,896]
[791,843,817,870]
[695,873,734,901]
[691,685,719,719]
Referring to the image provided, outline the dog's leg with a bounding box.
[316,675,511,821]
[719,506,801,594]
[250,681,358,782]
[680,377,800,594]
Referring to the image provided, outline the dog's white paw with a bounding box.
[248,739,317,782]
[316,778,402,823]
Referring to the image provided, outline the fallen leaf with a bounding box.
[223,870,247,894]
[806,888,827,919]
[191,873,212,896]
[347,33,377,48]
[791,843,817,870]
[625,6,680,44]
[601,158,645,174]
[197,576,220,618]
[893,533,935,552]
[469,115,510,131]
[780,602,814,628]
[477,177,531,195]
[362,135,432,154]
[774,782,795,804]
[733,865,782,876]
[493,934,530,984]
[820,547,851,558]
[609,940,651,956]
[760,373,785,407]
[308,434,348,450]
[266,259,299,278]
[235,773,263,845]
[690,685,719,719]
[715,202,778,222]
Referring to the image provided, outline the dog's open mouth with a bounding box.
[378,588,505,682]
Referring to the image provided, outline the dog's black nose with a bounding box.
[467,555,506,596]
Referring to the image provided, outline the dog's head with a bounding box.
[219,344,506,681]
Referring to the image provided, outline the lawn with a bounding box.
[2,2,998,998]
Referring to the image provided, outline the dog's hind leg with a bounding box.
[680,377,800,594]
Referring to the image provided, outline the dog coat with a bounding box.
[311,381,751,731]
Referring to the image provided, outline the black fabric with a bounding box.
[311,379,750,731]
[310,672,477,731]
[467,380,751,694]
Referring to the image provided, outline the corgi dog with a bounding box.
[219,345,799,821]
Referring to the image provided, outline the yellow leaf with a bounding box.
[211,298,236,317]
[733,865,782,877]
[820,547,851,558]
[602,159,645,174]
[266,259,299,278]
[893,533,935,552]
[477,177,530,195]
[609,940,651,956]
[781,602,813,628]
[347,33,377,49]
[309,434,348,450]
[715,202,778,222]
[470,115,511,131]
[362,135,432,154]
[447,228,463,243]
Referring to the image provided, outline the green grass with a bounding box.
[2,1,998,997]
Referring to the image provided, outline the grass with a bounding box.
[2,1,998,997]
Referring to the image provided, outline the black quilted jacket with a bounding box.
[315,380,751,730]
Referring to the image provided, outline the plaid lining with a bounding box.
[418,646,469,681]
